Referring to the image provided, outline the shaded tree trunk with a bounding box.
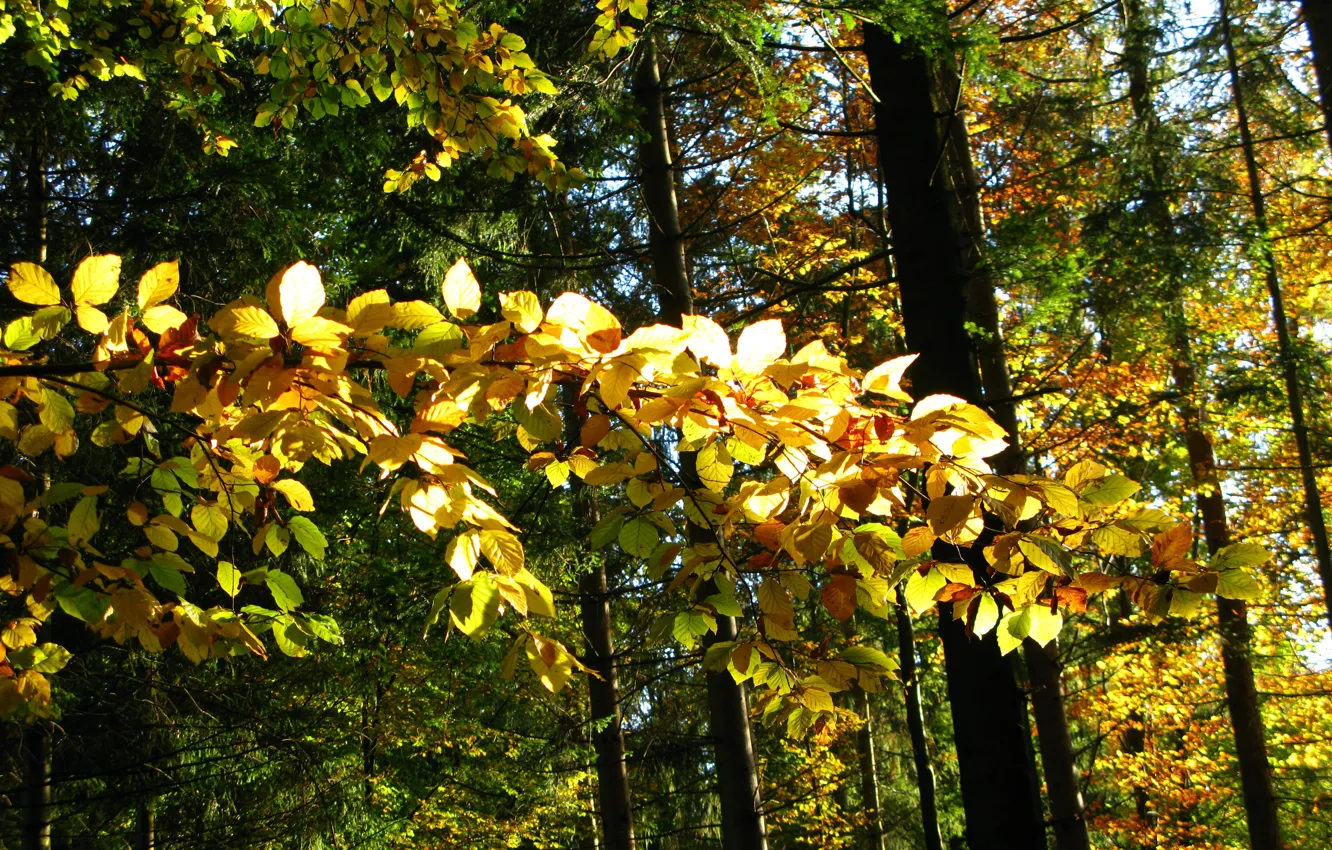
[135,800,155,850]
[937,58,1092,850]
[853,686,886,850]
[1115,5,1285,847]
[636,35,767,850]
[1302,0,1332,151]
[22,722,52,850]
[864,20,1046,850]
[565,386,637,850]
[1221,0,1332,634]
[895,585,944,850]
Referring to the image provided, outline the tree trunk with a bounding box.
[1118,5,1283,847]
[1221,0,1332,634]
[22,722,52,850]
[864,20,1046,850]
[565,387,637,850]
[895,585,945,850]
[1025,642,1090,850]
[1302,0,1332,151]
[636,35,767,850]
[937,58,1093,850]
[635,36,691,320]
[135,799,155,850]
[852,686,886,850]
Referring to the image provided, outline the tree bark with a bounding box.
[1116,6,1285,847]
[565,387,637,850]
[852,684,886,850]
[22,722,52,850]
[636,35,767,850]
[135,799,155,850]
[634,36,691,321]
[895,585,945,850]
[1302,0,1332,151]
[1221,0,1332,634]
[936,58,1092,850]
[863,22,1046,849]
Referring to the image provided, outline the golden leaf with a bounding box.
[76,306,110,334]
[227,305,281,339]
[71,254,121,306]
[442,258,482,319]
[500,290,542,333]
[137,261,179,310]
[8,263,60,306]
[141,304,187,334]
[734,318,785,376]
[269,261,325,327]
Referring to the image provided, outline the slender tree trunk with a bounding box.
[1121,711,1153,829]
[635,36,767,850]
[937,59,1093,850]
[852,684,886,850]
[565,387,637,850]
[635,36,691,319]
[27,133,47,264]
[864,20,1046,849]
[1302,0,1332,151]
[22,135,51,850]
[1221,0,1332,632]
[22,722,52,850]
[1114,6,1285,846]
[894,585,944,850]
[135,799,155,850]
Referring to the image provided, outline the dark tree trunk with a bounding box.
[634,36,691,320]
[864,20,1046,850]
[853,685,886,850]
[1221,0,1332,635]
[636,35,767,850]
[1113,5,1285,846]
[895,586,945,850]
[22,722,52,850]
[565,387,637,850]
[937,58,1092,850]
[1302,0,1332,151]
[135,800,155,850]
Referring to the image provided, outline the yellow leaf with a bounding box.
[682,314,731,366]
[347,289,393,335]
[269,261,325,326]
[8,263,60,305]
[141,304,187,334]
[902,526,936,557]
[442,258,482,319]
[137,261,179,310]
[734,318,785,376]
[696,441,733,492]
[862,354,917,401]
[272,479,315,511]
[480,528,524,574]
[191,504,229,541]
[290,316,351,351]
[227,305,281,339]
[599,356,644,409]
[389,301,445,329]
[76,305,109,334]
[500,290,542,333]
[71,255,121,306]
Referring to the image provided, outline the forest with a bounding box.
[0,0,1330,847]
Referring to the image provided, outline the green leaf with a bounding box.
[265,569,303,612]
[702,640,736,671]
[449,573,500,639]
[839,644,898,671]
[273,618,308,657]
[1080,474,1141,506]
[905,567,946,615]
[590,509,626,549]
[1212,543,1271,571]
[672,610,714,649]
[148,561,187,597]
[618,517,659,557]
[1018,535,1073,578]
[287,516,327,559]
[217,561,241,597]
[1216,569,1261,601]
[10,643,73,674]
